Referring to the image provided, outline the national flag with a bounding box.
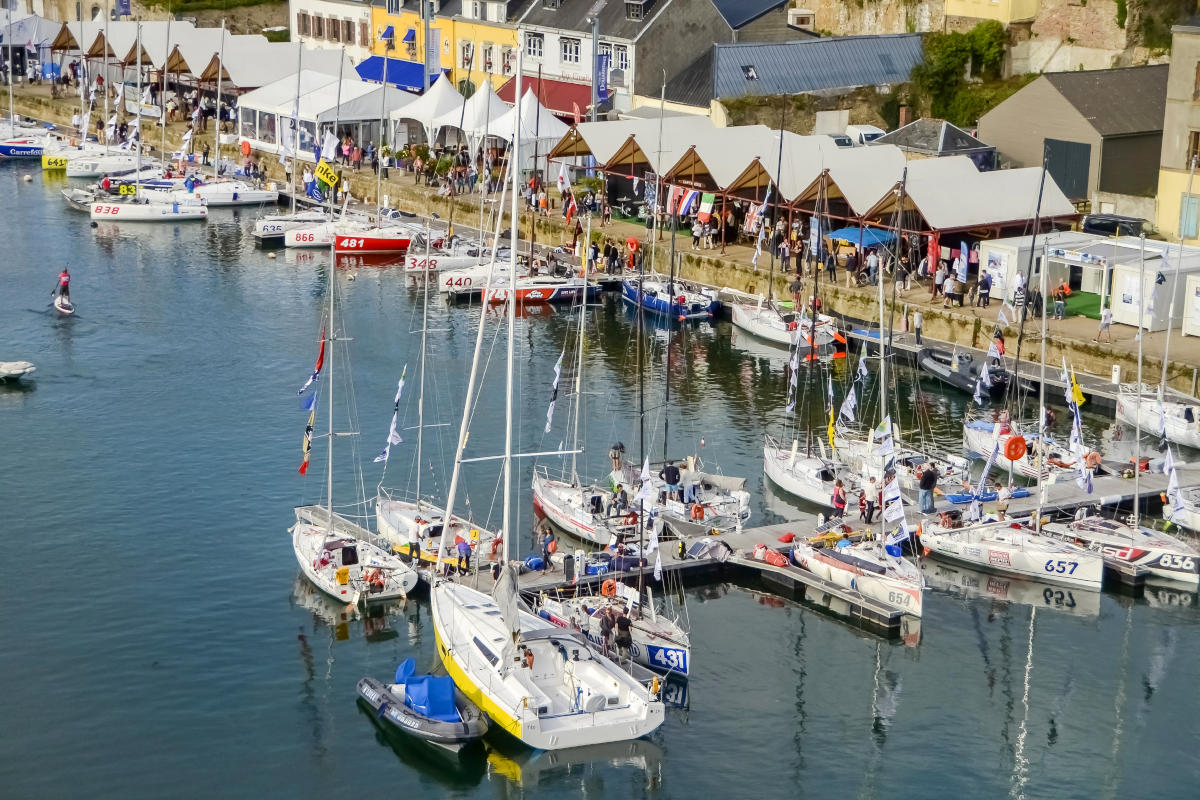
[374,368,406,463]
[297,325,327,395]
[696,192,716,223]
[839,386,857,423]
[298,408,315,474]
[653,551,663,582]
[544,353,563,434]
[320,130,339,162]
[1070,367,1086,407]
[667,185,682,216]
[565,193,578,225]
[678,189,699,216]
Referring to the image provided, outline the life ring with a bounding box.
[489,537,502,558]
[690,503,705,520]
[601,579,618,597]
[676,295,687,306]
[623,511,639,527]
[1004,436,1027,462]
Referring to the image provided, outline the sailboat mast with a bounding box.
[134,21,141,196]
[159,13,171,169]
[501,42,523,565]
[6,4,14,137]
[437,47,522,564]
[102,6,110,154]
[323,49,345,533]
[1010,152,1049,416]
[1035,241,1048,527]
[570,212,589,482]
[766,105,785,302]
[1135,235,1145,527]
[291,42,302,215]
[656,72,670,463]
[415,221,430,503]
[1160,156,1198,391]
[212,19,224,181]
[638,204,646,598]
[375,34,389,220]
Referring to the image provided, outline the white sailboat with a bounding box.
[290,51,418,603]
[920,519,1102,589]
[430,55,664,750]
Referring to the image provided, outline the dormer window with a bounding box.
[625,1,644,20]
[741,65,758,80]
[543,0,561,8]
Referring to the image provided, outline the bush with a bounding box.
[912,22,1025,126]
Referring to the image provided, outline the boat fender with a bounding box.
[524,649,535,669]
[601,579,618,597]
[787,321,798,331]
[778,532,796,543]
[624,511,638,527]
[1004,436,1027,462]
[232,191,239,201]
[651,676,660,696]
[676,295,686,306]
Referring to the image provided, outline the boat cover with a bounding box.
[404,675,460,723]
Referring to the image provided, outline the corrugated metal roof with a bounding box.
[1044,64,1167,138]
[711,34,922,99]
[708,0,787,29]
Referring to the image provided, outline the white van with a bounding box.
[845,124,886,146]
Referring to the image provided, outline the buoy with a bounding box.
[347,273,356,281]
[267,252,276,259]
[90,221,98,228]
[23,174,32,182]
[700,438,706,447]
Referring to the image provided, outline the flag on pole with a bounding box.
[654,551,663,581]
[634,457,653,504]
[696,192,715,223]
[839,386,857,423]
[1165,447,1185,520]
[556,161,571,193]
[857,355,870,382]
[374,368,407,463]
[544,353,563,434]
[565,193,578,225]
[298,408,315,474]
[997,308,1008,326]
[320,130,339,162]
[678,189,699,216]
[885,520,911,548]
[987,342,1001,360]
[973,373,986,406]
[297,326,327,395]
[1069,367,1086,407]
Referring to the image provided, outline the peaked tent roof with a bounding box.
[1042,64,1168,137]
[51,20,101,52]
[165,28,226,76]
[114,21,191,68]
[2,14,61,50]
[238,70,417,124]
[390,72,465,132]
[548,116,721,173]
[199,38,351,90]
[721,134,893,205]
[491,87,570,142]
[871,118,993,156]
[431,78,509,138]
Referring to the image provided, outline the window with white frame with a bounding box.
[482,43,494,73]
[461,41,474,68]
[561,36,580,64]
[385,0,399,13]
[613,44,628,71]
[471,1,482,18]
[525,32,543,58]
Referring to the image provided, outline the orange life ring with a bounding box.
[601,579,618,597]
[623,512,638,527]
[1004,436,1027,462]
[489,537,502,558]
[690,503,705,521]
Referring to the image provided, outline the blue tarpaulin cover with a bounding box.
[826,226,896,246]
[404,676,461,723]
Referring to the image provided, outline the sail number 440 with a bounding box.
[1044,560,1078,574]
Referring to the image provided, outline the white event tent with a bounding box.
[390,73,465,145]
[491,87,569,172]
[430,78,508,150]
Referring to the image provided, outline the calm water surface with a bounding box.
[2,166,1197,798]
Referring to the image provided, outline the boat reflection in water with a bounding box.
[356,699,488,789]
[483,737,665,791]
[290,574,405,643]
[921,559,1101,618]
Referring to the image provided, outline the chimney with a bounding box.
[899,104,911,127]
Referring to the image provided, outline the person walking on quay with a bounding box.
[601,200,611,226]
[1053,282,1067,320]
[1095,304,1114,342]
[976,270,991,307]
[779,238,791,272]
[918,461,939,514]
[539,525,556,573]
[942,275,956,308]
[844,250,859,285]
[933,261,947,300]
[913,309,923,345]
[866,248,879,285]
[825,249,837,283]
[588,238,600,274]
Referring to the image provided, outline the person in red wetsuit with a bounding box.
[52,268,70,302]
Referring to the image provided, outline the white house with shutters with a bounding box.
[289,0,376,63]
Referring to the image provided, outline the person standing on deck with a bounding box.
[864,477,880,524]
[660,461,682,502]
[919,462,939,514]
[614,608,633,665]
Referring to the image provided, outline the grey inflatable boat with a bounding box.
[356,659,488,750]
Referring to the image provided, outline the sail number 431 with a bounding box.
[1044,560,1078,574]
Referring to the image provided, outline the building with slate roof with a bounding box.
[871,117,996,170]
[978,64,1167,221]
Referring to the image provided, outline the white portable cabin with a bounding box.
[976,230,1094,304]
[1183,273,1200,337]
[1106,239,1200,331]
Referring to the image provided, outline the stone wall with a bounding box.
[808,0,943,35]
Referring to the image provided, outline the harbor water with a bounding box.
[2,166,1198,798]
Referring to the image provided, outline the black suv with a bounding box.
[1081,214,1146,237]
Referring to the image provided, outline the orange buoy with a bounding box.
[1004,436,1027,462]
[601,579,618,597]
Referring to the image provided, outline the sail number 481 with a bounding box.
[1044,560,1078,574]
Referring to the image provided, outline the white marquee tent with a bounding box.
[431,78,509,149]
[390,72,466,145]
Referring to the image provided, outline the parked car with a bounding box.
[1081,214,1147,237]
[827,134,854,148]
[845,124,886,146]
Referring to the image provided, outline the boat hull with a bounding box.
[921,526,1103,589]
[1116,393,1200,450]
[484,282,599,305]
[291,514,419,602]
[763,441,843,509]
[0,137,44,158]
[537,595,691,678]
[335,233,411,253]
[621,279,719,320]
[356,677,488,748]
[89,200,207,221]
[792,544,924,616]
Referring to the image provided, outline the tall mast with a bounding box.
[102,5,109,154]
[415,219,430,504]
[212,19,224,181]
[290,41,302,214]
[1035,241,1048,527]
[436,42,522,565]
[159,11,171,169]
[6,3,14,137]
[570,211,590,483]
[1010,149,1049,417]
[501,40,522,565]
[1134,235,1145,527]
[375,31,390,220]
[1160,156,1198,393]
[766,104,785,302]
[637,194,646,600]
[323,48,346,531]
[657,70,670,463]
[134,21,141,196]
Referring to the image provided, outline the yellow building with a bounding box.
[943,0,1037,25]
[368,5,517,94]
